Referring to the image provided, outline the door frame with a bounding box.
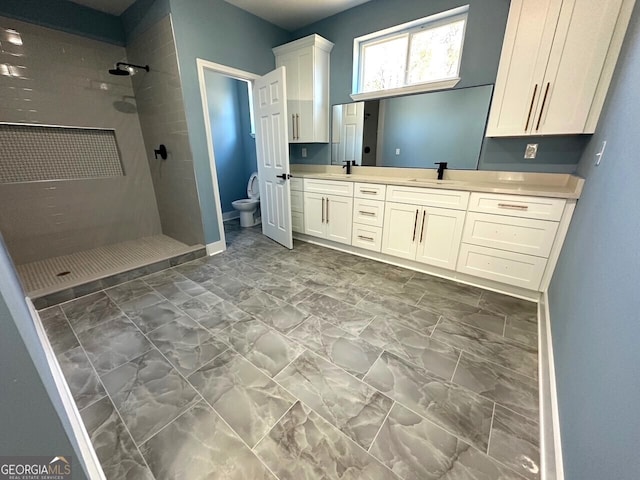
[196,58,260,255]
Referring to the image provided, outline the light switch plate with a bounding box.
[524,144,538,159]
[301,147,307,158]
[395,148,401,155]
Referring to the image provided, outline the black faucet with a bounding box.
[343,160,355,174]
[434,162,448,180]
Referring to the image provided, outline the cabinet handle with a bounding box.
[360,189,378,194]
[536,82,551,131]
[359,210,375,216]
[419,210,426,243]
[326,197,329,223]
[296,114,300,140]
[498,203,529,210]
[524,84,538,132]
[322,197,325,223]
[358,235,374,242]
[292,114,296,140]
[412,209,419,241]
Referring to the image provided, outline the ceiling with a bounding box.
[69,0,372,30]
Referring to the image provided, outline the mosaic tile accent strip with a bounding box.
[0,124,124,183]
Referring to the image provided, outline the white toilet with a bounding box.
[232,172,261,227]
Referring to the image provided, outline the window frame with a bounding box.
[351,5,469,101]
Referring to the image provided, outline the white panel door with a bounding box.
[253,67,293,249]
[340,102,364,164]
[415,207,466,270]
[325,194,353,245]
[381,202,420,260]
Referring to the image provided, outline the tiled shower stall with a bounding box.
[0,15,206,302]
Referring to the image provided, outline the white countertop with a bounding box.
[290,165,584,199]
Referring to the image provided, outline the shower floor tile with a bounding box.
[37,219,539,480]
[16,234,202,295]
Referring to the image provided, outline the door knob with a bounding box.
[276,174,291,180]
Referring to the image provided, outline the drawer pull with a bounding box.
[359,210,376,216]
[358,235,374,242]
[412,209,419,241]
[498,203,529,211]
[321,197,325,223]
[419,210,426,243]
[360,189,378,194]
[326,197,329,223]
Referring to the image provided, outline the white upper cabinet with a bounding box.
[487,0,633,136]
[274,34,334,143]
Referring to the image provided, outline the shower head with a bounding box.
[108,62,150,76]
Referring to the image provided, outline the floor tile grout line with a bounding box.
[58,308,158,479]
[362,349,385,381]
[250,400,298,452]
[449,348,464,382]
[366,400,395,453]
[486,402,497,455]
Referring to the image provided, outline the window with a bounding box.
[352,6,468,100]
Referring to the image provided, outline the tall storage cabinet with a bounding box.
[273,34,334,143]
[487,0,633,136]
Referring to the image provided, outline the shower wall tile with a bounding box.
[127,16,205,247]
[0,16,163,264]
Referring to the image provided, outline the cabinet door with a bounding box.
[325,195,353,245]
[303,192,325,238]
[381,202,420,260]
[415,207,466,270]
[486,0,563,136]
[535,0,624,134]
[276,53,300,142]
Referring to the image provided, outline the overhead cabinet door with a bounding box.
[487,0,627,136]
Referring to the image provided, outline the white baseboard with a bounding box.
[222,211,239,221]
[26,298,106,480]
[205,240,226,256]
[538,292,564,480]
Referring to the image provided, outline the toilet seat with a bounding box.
[247,172,259,200]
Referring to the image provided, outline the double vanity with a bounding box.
[290,166,583,299]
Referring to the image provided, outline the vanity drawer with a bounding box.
[352,224,383,252]
[386,185,469,210]
[457,243,547,290]
[353,198,384,227]
[291,190,304,213]
[468,193,566,221]
[463,212,559,258]
[290,177,303,191]
[303,178,353,197]
[354,182,386,200]
[292,211,304,233]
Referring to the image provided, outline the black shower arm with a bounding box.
[116,62,150,72]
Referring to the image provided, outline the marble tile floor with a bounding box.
[39,219,540,480]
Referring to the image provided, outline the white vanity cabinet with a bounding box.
[487,0,632,136]
[457,193,567,290]
[381,186,469,270]
[273,34,334,143]
[303,179,353,245]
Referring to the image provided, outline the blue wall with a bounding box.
[548,5,640,480]
[0,0,124,45]
[204,70,257,213]
[169,0,290,243]
[378,85,493,169]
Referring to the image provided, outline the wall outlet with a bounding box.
[524,144,538,159]
[395,148,401,155]
[301,147,307,158]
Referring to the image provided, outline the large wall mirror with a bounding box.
[331,84,493,170]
